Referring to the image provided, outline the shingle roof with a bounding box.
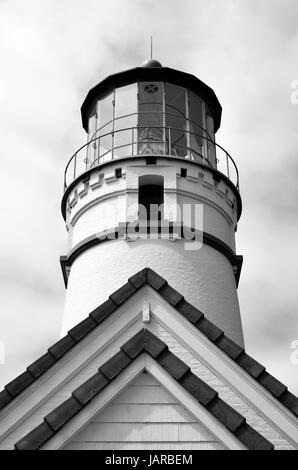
[0,268,297,420]
[14,329,273,450]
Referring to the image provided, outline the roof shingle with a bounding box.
[14,328,274,450]
[48,335,76,361]
[72,371,108,406]
[89,298,117,324]
[68,317,97,342]
[27,353,56,380]
[44,396,82,432]
[99,350,131,380]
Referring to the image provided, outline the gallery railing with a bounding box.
[64,119,239,192]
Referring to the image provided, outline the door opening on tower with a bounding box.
[138,175,164,222]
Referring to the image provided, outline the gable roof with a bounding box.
[0,267,297,421]
[14,328,273,450]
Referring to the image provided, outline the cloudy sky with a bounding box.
[0,0,297,394]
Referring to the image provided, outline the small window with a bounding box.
[138,175,164,221]
[115,168,122,178]
[181,168,187,178]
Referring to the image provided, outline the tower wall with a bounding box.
[61,238,243,346]
[65,159,238,250]
[61,159,244,346]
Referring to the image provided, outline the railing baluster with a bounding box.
[132,128,134,156]
[202,132,206,165]
[226,152,230,179]
[93,140,95,167]
[73,152,77,181]
[111,132,114,160]
[168,126,171,155]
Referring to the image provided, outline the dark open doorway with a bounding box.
[138,175,164,221]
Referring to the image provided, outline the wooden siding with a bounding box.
[63,372,224,450]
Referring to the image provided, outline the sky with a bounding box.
[0,0,297,395]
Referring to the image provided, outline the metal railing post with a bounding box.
[73,153,77,181]
[97,137,100,166]
[226,152,230,179]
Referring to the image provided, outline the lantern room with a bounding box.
[64,61,239,191]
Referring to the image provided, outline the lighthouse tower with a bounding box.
[60,59,244,346]
[1,60,297,451]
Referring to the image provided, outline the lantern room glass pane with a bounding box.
[114,84,137,158]
[167,116,187,157]
[115,83,137,118]
[165,84,186,118]
[97,91,114,132]
[88,104,97,138]
[206,114,216,167]
[138,82,163,125]
[87,107,98,167]
[165,84,187,157]
[189,91,204,161]
[138,82,164,155]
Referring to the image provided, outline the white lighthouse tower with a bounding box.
[60,59,244,346]
[1,59,297,451]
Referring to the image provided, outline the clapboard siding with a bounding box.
[65,442,224,450]
[113,385,177,404]
[131,374,159,386]
[64,372,223,450]
[94,404,194,423]
[70,423,215,442]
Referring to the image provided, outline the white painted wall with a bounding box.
[62,158,242,343]
[66,160,238,251]
[63,372,224,450]
[61,239,244,346]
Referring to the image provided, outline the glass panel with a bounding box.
[97,91,114,131]
[138,82,164,155]
[167,116,187,157]
[87,109,98,167]
[114,85,137,158]
[189,92,204,162]
[88,105,98,138]
[206,115,216,167]
[114,114,136,159]
[115,83,137,118]
[165,85,187,157]
[165,84,186,118]
[98,121,113,163]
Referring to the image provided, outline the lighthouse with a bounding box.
[0,60,297,451]
[60,59,244,346]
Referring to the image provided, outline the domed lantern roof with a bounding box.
[140,59,163,68]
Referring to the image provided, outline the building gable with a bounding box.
[0,268,297,450]
[63,372,225,450]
